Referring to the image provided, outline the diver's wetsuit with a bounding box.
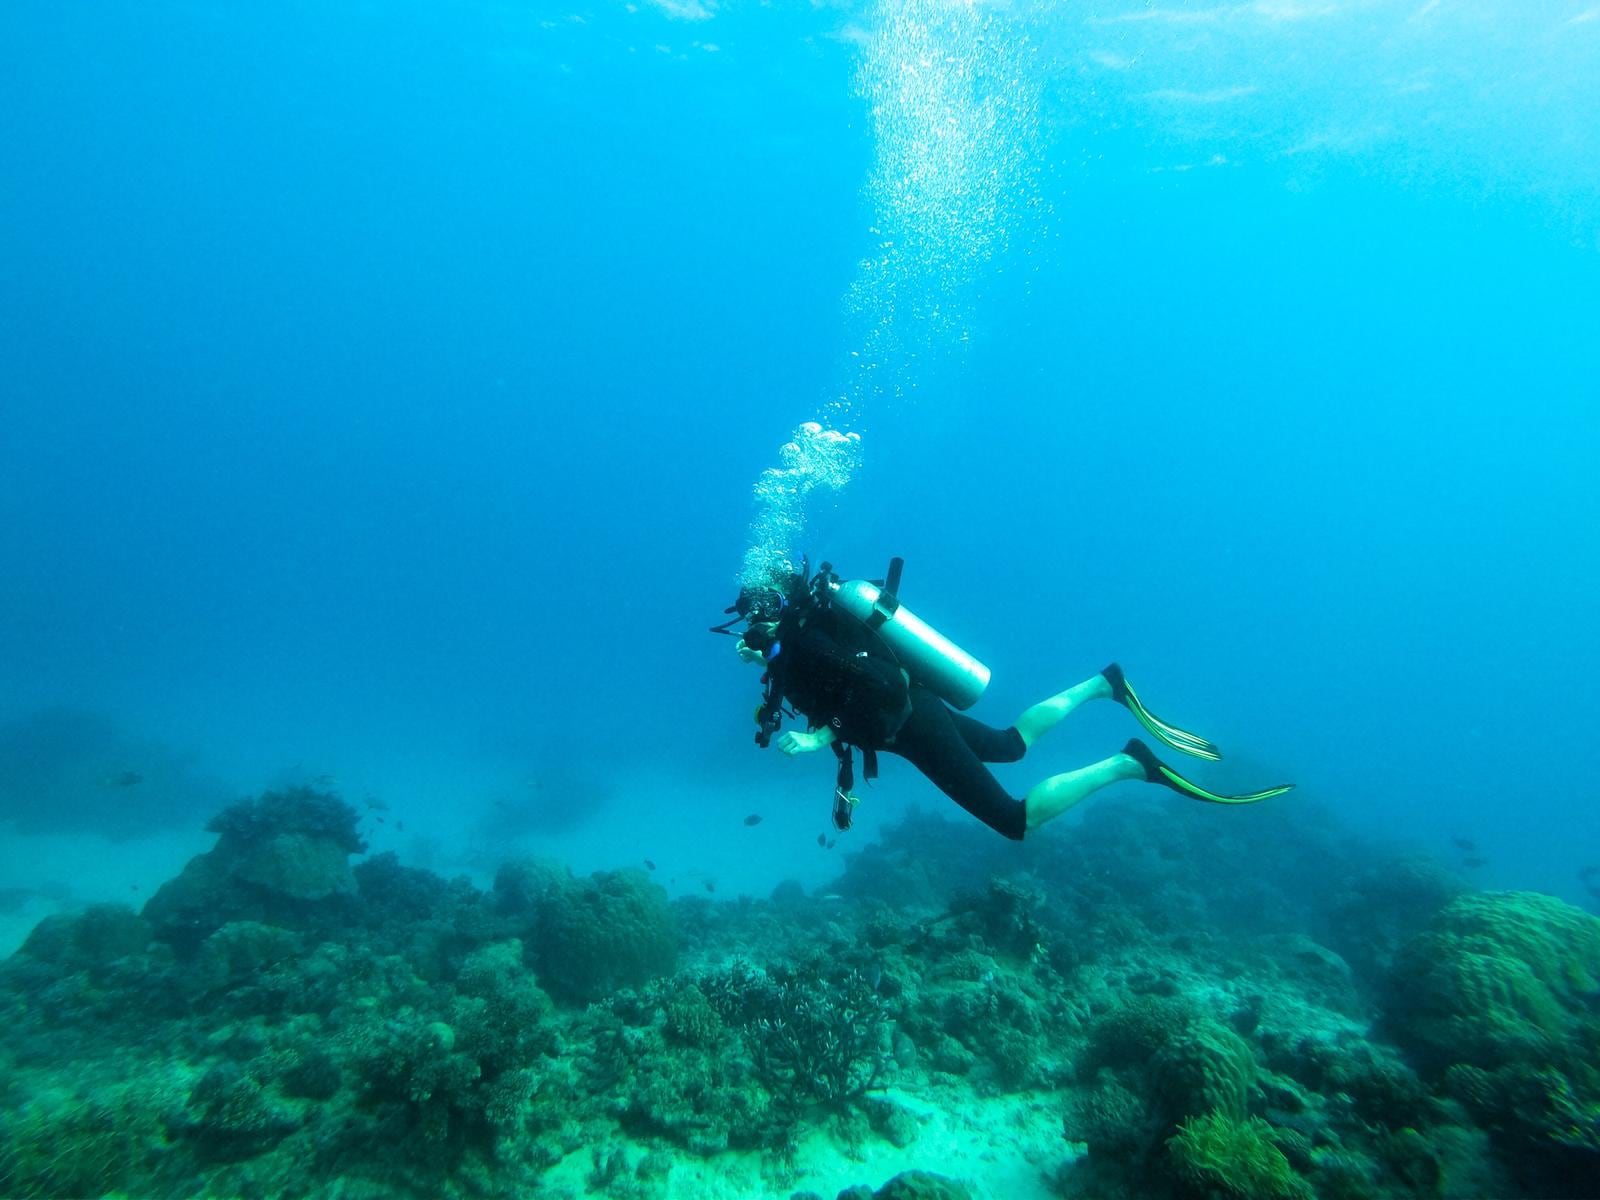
[779,615,1030,840]
[886,686,1029,840]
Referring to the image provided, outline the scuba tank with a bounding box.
[827,557,990,710]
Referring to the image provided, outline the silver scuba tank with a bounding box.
[826,558,990,710]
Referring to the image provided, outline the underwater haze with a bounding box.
[2,2,1599,1198]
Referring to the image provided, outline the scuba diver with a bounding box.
[713,558,1293,838]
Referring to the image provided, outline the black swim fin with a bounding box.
[1122,738,1293,805]
[1103,663,1222,762]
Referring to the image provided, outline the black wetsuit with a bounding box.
[888,685,1029,840]
[778,614,1031,840]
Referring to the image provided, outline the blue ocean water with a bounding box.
[1,0,1597,944]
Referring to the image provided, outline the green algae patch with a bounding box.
[1168,1112,1311,1200]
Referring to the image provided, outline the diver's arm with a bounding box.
[777,727,836,756]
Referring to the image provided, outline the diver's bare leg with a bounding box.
[1023,752,1143,832]
[1015,674,1112,749]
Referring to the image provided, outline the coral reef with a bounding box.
[1383,891,1600,1197]
[499,862,678,1004]
[1386,890,1600,1070]
[0,789,1595,1199]
[143,786,367,952]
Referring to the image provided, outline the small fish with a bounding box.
[704,879,717,893]
[105,771,143,788]
[394,820,404,832]
[364,796,389,812]
[375,816,385,825]
[817,833,827,848]
[1462,856,1488,869]
[644,859,656,871]
[1451,836,1477,852]
[743,814,763,826]
[826,839,836,850]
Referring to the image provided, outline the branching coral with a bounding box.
[451,940,555,1073]
[338,941,558,1163]
[179,1062,300,1163]
[935,969,1056,1091]
[346,1013,484,1149]
[701,959,890,1117]
[749,967,887,1110]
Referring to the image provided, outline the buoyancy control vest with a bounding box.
[751,559,992,813]
[778,606,911,750]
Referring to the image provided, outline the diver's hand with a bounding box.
[778,731,822,756]
[736,639,765,665]
[778,728,836,756]
[777,731,817,755]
